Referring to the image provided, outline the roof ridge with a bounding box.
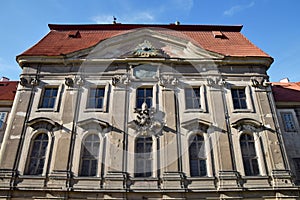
[48,24,243,32]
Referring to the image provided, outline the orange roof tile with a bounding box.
[272,82,300,102]
[0,81,18,101]
[17,24,271,59]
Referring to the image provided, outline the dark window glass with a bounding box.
[240,134,259,176]
[231,88,247,109]
[185,88,201,109]
[136,88,153,109]
[0,112,7,129]
[25,133,48,175]
[293,158,300,184]
[87,88,105,109]
[40,88,58,108]
[80,134,100,176]
[281,112,296,132]
[135,137,152,177]
[189,135,207,177]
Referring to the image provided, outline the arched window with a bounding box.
[25,133,48,175]
[135,137,152,177]
[240,133,259,176]
[80,134,100,176]
[189,134,207,177]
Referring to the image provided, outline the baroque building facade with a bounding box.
[0,24,298,199]
[272,81,300,185]
[0,78,17,149]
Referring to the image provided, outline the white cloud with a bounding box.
[173,0,194,11]
[224,1,255,16]
[92,15,115,24]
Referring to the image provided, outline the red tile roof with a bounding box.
[272,82,300,102]
[17,24,271,58]
[0,81,18,102]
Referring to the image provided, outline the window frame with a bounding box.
[24,132,50,176]
[183,85,206,113]
[134,136,153,178]
[228,85,254,113]
[0,111,8,130]
[188,134,207,177]
[136,87,153,109]
[281,112,297,132]
[37,84,62,112]
[239,133,260,176]
[79,133,100,177]
[85,83,110,112]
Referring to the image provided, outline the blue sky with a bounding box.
[0,0,299,82]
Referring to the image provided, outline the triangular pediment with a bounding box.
[67,28,224,60]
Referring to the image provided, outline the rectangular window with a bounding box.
[185,88,201,109]
[40,87,58,109]
[135,137,152,177]
[136,88,153,109]
[231,88,247,109]
[0,112,8,129]
[281,112,296,132]
[87,87,105,109]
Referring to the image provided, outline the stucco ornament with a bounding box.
[128,102,164,137]
[133,40,162,57]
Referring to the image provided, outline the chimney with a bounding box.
[279,78,290,83]
[0,77,9,81]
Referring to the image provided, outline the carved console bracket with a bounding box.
[250,77,270,88]
[158,75,179,88]
[206,77,226,88]
[20,76,40,87]
[65,76,84,88]
[112,74,131,87]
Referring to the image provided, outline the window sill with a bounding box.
[84,108,105,112]
[73,176,102,180]
[241,175,268,179]
[184,109,205,113]
[19,175,45,179]
[131,177,159,181]
[36,108,56,112]
[232,109,253,113]
[187,176,214,180]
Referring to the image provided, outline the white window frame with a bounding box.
[37,84,63,112]
[278,109,299,133]
[19,129,53,176]
[133,84,157,110]
[228,85,254,113]
[84,83,110,112]
[0,111,8,130]
[184,85,207,113]
[235,131,266,177]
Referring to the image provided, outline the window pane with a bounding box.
[231,88,247,109]
[25,133,48,175]
[240,134,259,176]
[200,160,207,176]
[185,88,201,109]
[189,135,206,177]
[282,112,296,132]
[40,88,58,108]
[190,160,199,177]
[0,112,7,129]
[87,88,105,109]
[136,88,153,109]
[80,134,100,176]
[135,137,152,177]
[145,88,152,97]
